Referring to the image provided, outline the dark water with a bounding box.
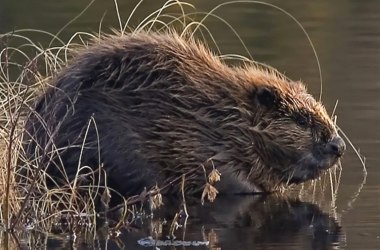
[1,0,379,249]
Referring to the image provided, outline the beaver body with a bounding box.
[24,32,345,198]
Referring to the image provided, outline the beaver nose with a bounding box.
[325,136,346,157]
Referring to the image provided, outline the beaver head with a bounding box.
[239,71,346,190]
[26,32,346,195]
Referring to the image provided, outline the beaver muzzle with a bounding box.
[323,135,346,158]
[287,135,346,184]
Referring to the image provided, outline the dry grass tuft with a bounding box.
[0,31,117,238]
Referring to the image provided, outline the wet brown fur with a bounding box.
[23,31,341,198]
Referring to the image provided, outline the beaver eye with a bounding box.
[295,113,309,127]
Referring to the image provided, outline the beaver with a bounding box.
[23,31,346,198]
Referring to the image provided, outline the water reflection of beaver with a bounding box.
[203,196,342,249]
[41,196,343,248]
[135,196,343,249]
[24,31,346,196]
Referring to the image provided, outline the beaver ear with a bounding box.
[253,87,279,108]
